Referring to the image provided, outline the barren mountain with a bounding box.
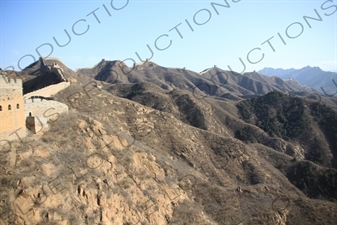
[1,58,337,225]
[259,66,337,95]
[77,59,317,99]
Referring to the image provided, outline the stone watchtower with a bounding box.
[0,71,26,140]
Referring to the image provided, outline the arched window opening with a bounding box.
[0,106,2,111]
[8,105,11,110]
[17,104,20,109]
[29,112,32,117]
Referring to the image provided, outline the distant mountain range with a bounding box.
[75,59,318,99]
[259,66,337,96]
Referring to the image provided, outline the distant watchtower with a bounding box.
[0,70,25,139]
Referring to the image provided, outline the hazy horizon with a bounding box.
[1,0,336,73]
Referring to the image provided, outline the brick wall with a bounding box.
[0,76,26,139]
[24,98,68,119]
[23,82,70,99]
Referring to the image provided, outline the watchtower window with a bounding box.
[17,104,20,109]
[29,112,32,117]
[8,105,11,110]
[0,106,2,111]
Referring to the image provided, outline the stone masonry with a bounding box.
[0,71,26,141]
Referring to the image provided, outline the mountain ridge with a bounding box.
[259,66,337,95]
[1,57,337,224]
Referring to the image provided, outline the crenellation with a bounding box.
[24,98,47,104]
[0,75,23,88]
[1,75,9,84]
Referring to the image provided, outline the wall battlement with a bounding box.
[23,81,70,99]
[43,61,67,82]
[0,75,23,88]
[24,98,50,104]
[51,67,67,82]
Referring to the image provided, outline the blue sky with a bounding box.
[1,0,336,73]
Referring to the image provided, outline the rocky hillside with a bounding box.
[236,91,337,202]
[76,59,317,99]
[0,59,337,224]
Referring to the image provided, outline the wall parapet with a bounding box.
[23,82,70,99]
[24,98,69,121]
[0,75,22,88]
[24,98,53,104]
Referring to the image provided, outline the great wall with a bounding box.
[23,82,70,100]
[0,74,26,141]
[0,58,70,141]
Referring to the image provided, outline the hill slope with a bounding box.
[76,59,317,99]
[0,59,337,224]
